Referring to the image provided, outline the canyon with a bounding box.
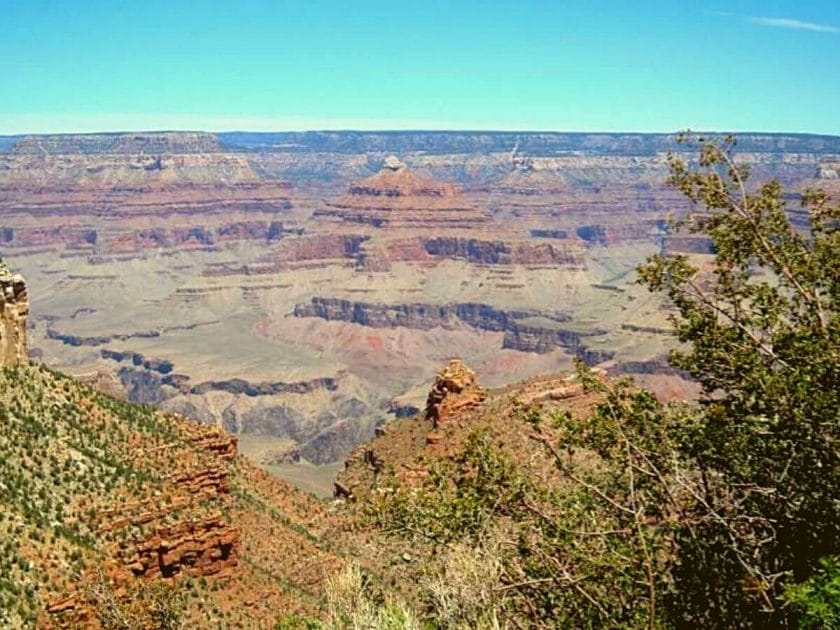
[2,130,838,490]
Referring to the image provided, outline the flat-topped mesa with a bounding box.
[9,131,222,155]
[317,155,490,228]
[425,359,486,430]
[0,260,28,366]
[0,131,271,191]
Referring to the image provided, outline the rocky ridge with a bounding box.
[335,360,591,501]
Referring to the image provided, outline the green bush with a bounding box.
[784,556,840,629]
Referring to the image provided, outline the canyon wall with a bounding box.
[2,130,836,470]
[294,297,609,360]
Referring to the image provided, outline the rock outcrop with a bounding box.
[294,297,611,359]
[576,221,668,246]
[501,322,614,362]
[115,515,239,581]
[0,260,28,366]
[425,359,486,429]
[663,235,715,255]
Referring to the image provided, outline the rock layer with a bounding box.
[423,236,585,266]
[294,297,609,359]
[294,297,570,332]
[116,515,239,581]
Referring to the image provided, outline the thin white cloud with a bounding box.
[749,16,840,33]
[709,10,839,34]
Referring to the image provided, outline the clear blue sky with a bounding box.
[2,0,839,134]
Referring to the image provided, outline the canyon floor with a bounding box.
[2,130,837,494]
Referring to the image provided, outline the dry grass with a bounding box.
[325,564,420,630]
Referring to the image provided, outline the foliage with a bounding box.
[86,570,185,630]
[275,612,323,630]
[323,564,420,630]
[420,541,504,629]
[637,134,840,625]
[373,398,680,627]
[783,556,840,629]
[518,376,682,628]
[370,430,528,543]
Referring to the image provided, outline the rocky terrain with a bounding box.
[0,279,622,625]
[0,268,343,626]
[1,130,837,488]
[335,358,594,501]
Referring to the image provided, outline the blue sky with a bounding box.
[2,0,839,134]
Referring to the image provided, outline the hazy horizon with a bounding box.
[2,127,840,139]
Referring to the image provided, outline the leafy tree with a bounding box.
[636,134,840,626]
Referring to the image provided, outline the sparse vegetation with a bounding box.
[324,564,420,630]
[0,361,336,627]
[87,570,185,630]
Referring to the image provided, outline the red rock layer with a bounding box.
[115,515,238,581]
[317,158,489,228]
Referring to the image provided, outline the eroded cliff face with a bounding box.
[293,297,609,359]
[0,261,28,366]
[423,236,585,266]
[295,297,568,331]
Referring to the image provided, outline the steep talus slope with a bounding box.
[0,361,341,627]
